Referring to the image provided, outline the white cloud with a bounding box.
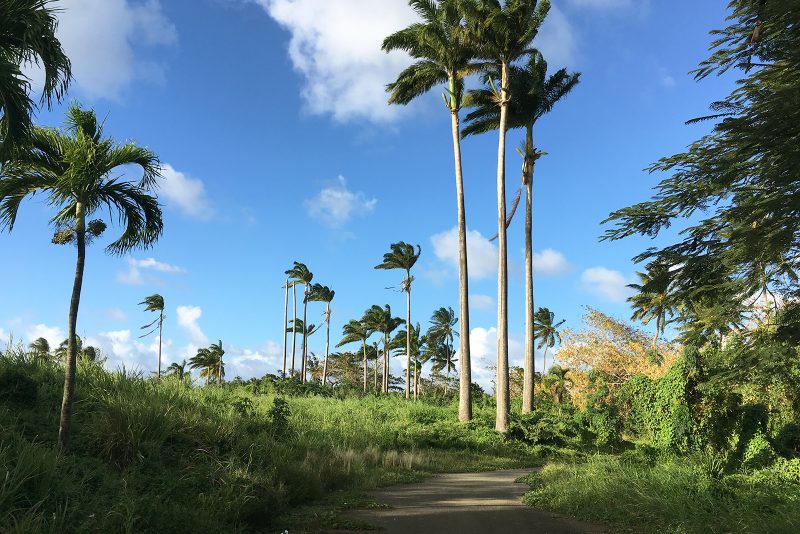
[431,227,498,280]
[159,164,213,219]
[176,306,208,346]
[467,326,524,392]
[254,0,417,123]
[53,0,177,99]
[470,294,494,312]
[117,257,185,285]
[106,308,128,322]
[25,323,64,348]
[226,341,283,378]
[535,5,578,67]
[304,176,377,228]
[580,266,634,303]
[533,248,570,276]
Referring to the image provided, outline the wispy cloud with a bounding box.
[117,257,185,285]
[304,176,377,228]
[159,164,213,219]
[470,294,495,312]
[176,305,208,346]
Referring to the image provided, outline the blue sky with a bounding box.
[0,0,736,388]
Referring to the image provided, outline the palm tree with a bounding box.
[0,104,163,451]
[534,307,564,374]
[285,262,313,381]
[337,318,373,392]
[28,337,50,361]
[544,365,571,405]
[0,0,71,146]
[54,336,99,363]
[190,341,225,385]
[282,278,289,376]
[375,242,421,400]
[427,335,457,393]
[392,322,425,399]
[307,283,335,384]
[464,0,550,432]
[427,306,458,391]
[139,293,165,379]
[364,304,405,393]
[165,359,188,380]
[286,318,320,381]
[383,0,476,419]
[629,263,676,352]
[464,51,579,413]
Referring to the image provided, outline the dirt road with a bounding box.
[337,468,605,533]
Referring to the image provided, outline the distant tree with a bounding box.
[426,306,458,392]
[392,322,425,400]
[307,283,335,384]
[384,0,479,420]
[28,337,50,361]
[0,0,71,146]
[628,264,677,352]
[375,241,421,400]
[190,341,225,385]
[54,336,99,363]
[364,304,405,393]
[534,307,564,374]
[337,318,373,392]
[139,293,165,379]
[544,365,571,405]
[286,318,320,381]
[165,359,188,380]
[285,262,313,381]
[0,104,163,451]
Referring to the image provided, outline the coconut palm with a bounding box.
[463,51,579,413]
[544,365,571,405]
[463,0,550,432]
[28,337,50,361]
[286,262,313,381]
[427,306,458,391]
[383,0,477,418]
[0,0,71,146]
[375,241,421,400]
[165,359,188,380]
[364,304,405,393]
[629,263,676,352]
[427,336,457,393]
[139,293,165,379]
[0,104,163,451]
[307,283,335,384]
[190,341,225,385]
[337,318,373,392]
[534,307,564,374]
[286,318,320,381]
[391,322,425,399]
[54,336,99,363]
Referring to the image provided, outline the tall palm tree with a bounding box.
[465,0,550,433]
[282,279,289,376]
[375,242,421,400]
[307,283,335,384]
[139,293,165,379]
[383,0,476,419]
[190,341,225,385]
[427,336,457,393]
[28,337,50,361]
[534,307,564,374]
[629,263,676,352]
[427,306,458,391]
[463,51,579,413]
[0,104,163,451]
[392,322,426,400]
[0,0,71,146]
[165,359,188,380]
[337,318,373,392]
[364,304,405,393]
[286,318,320,381]
[285,262,313,381]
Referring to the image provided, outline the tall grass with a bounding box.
[0,354,530,532]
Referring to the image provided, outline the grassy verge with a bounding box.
[522,453,800,534]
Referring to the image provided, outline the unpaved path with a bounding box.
[335,468,605,533]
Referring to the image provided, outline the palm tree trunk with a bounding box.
[414,361,419,401]
[495,62,510,433]
[282,280,289,376]
[291,283,297,376]
[522,125,535,414]
[543,345,548,375]
[59,204,86,452]
[652,314,661,352]
[373,347,379,392]
[383,334,389,393]
[405,282,411,400]
[157,311,163,380]
[302,283,309,382]
[450,100,472,423]
[362,339,367,393]
[322,303,330,385]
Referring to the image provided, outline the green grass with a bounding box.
[0,356,532,533]
[522,453,800,534]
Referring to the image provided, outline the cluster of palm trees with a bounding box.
[383,0,579,430]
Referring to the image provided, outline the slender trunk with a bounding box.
[59,203,86,452]
[450,101,472,423]
[362,340,368,393]
[217,355,222,385]
[383,334,389,393]
[302,284,309,382]
[373,346,379,392]
[652,315,661,352]
[282,280,289,376]
[543,345,548,375]
[157,310,163,380]
[414,362,419,401]
[522,125,535,414]
[495,62,510,433]
[322,303,330,385]
[291,283,297,376]
[405,282,411,400]
[445,341,451,394]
